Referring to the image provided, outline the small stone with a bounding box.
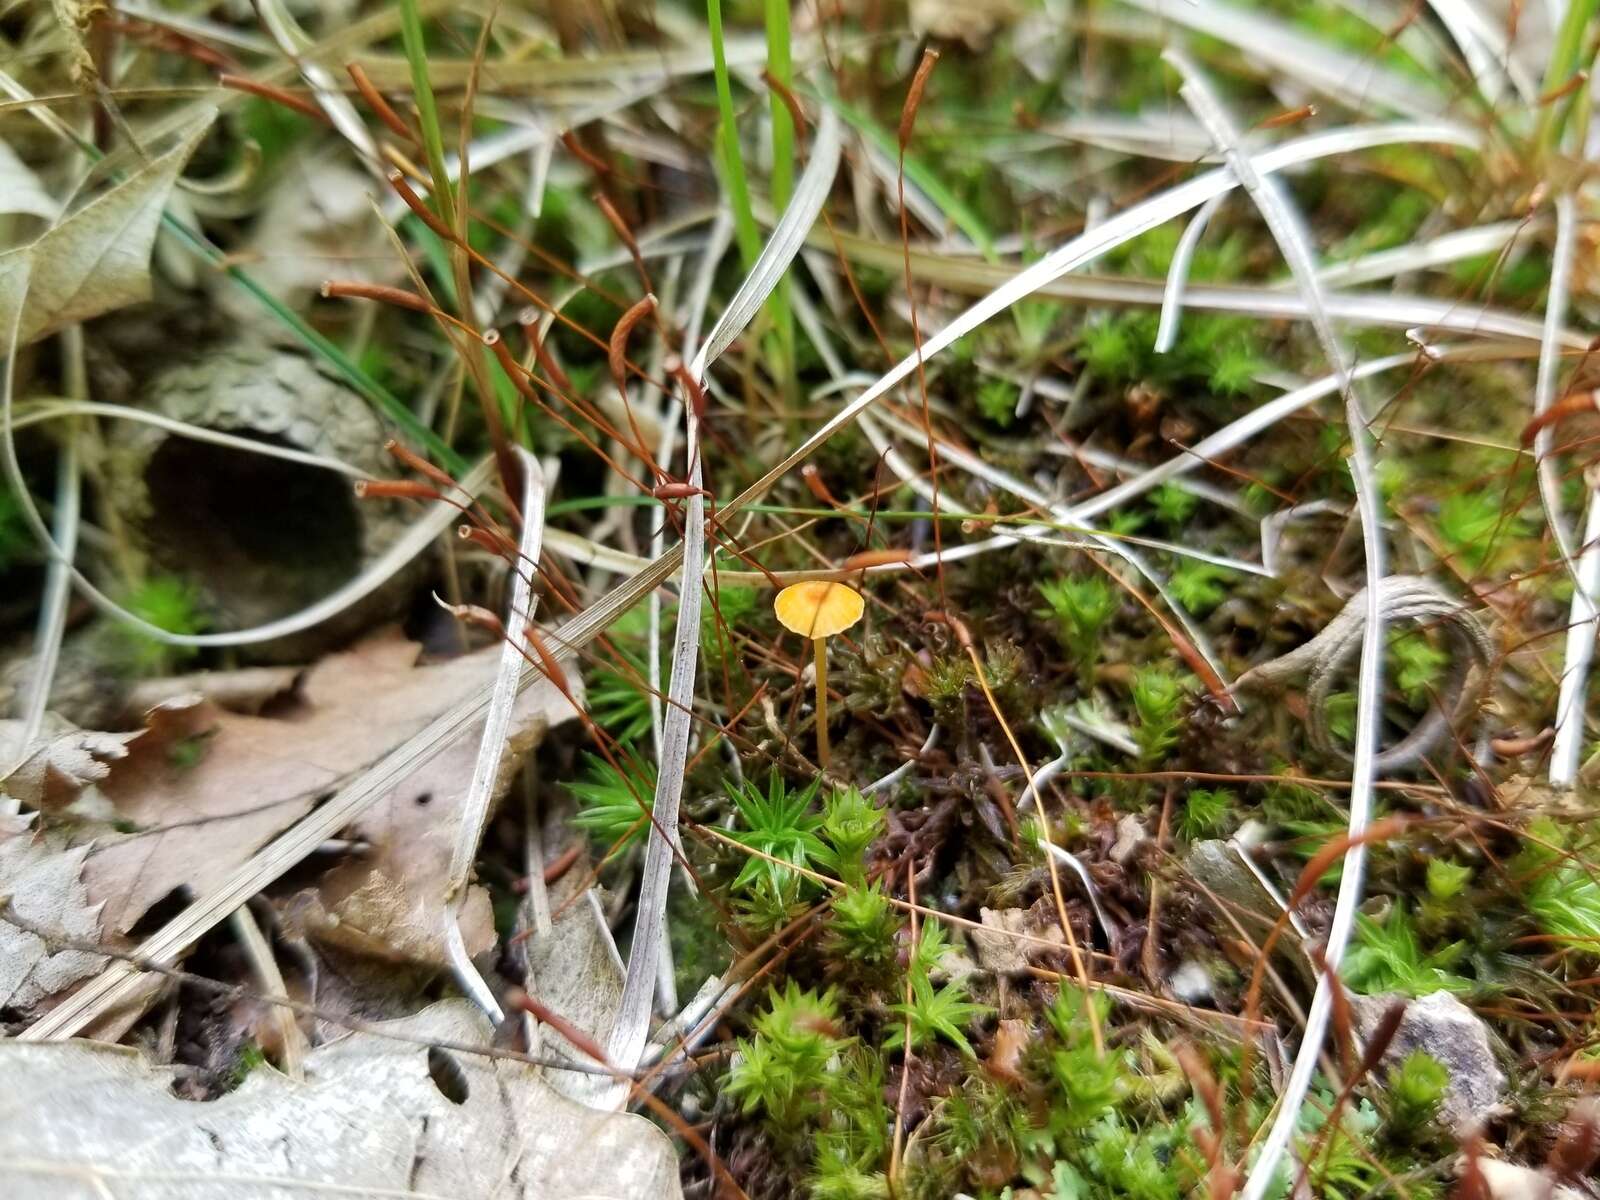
[1109,814,1147,865]
[1168,960,1214,1005]
[1354,990,1507,1136]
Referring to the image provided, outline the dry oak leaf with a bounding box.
[290,649,578,969]
[0,814,108,1011]
[82,628,582,943]
[0,999,682,1199]
[0,715,139,810]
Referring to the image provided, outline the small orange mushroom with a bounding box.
[773,580,864,769]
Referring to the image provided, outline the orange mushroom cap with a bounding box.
[773,581,865,640]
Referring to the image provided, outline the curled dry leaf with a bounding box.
[0,714,139,810]
[0,815,107,1012]
[1471,1159,1584,1200]
[77,629,582,966]
[0,108,215,346]
[0,1000,682,1199]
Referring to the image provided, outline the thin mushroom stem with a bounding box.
[772,580,862,771]
[814,636,830,768]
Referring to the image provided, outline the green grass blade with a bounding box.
[707,0,762,269]
[765,0,796,385]
[397,0,457,229]
[158,213,465,473]
[1535,0,1600,154]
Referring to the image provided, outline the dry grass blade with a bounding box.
[822,223,1575,345]
[695,108,842,374]
[7,443,77,801]
[1166,51,1389,1200]
[1156,192,1225,353]
[650,213,734,753]
[442,450,547,1025]
[1551,494,1600,785]
[254,0,379,163]
[604,103,844,1098]
[1123,0,1449,118]
[1533,194,1583,580]
[1425,0,1536,103]
[344,31,784,91]
[11,400,369,476]
[603,439,704,1103]
[1308,219,1530,289]
[1042,843,1116,945]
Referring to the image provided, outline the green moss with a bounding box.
[668,885,730,999]
[1425,858,1472,901]
[228,1041,268,1088]
[826,880,901,973]
[1512,820,1600,954]
[1130,667,1186,765]
[0,483,31,572]
[924,653,973,728]
[1150,484,1198,528]
[1180,787,1235,841]
[1344,903,1472,996]
[1384,1050,1450,1141]
[1435,488,1531,571]
[568,750,657,852]
[1037,573,1117,678]
[886,967,991,1057]
[1167,561,1232,616]
[976,376,1019,427]
[726,982,845,1128]
[99,576,207,676]
[1078,310,1266,398]
[818,787,885,884]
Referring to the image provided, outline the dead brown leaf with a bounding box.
[77,629,582,965]
[972,905,1064,977]
[0,999,682,1199]
[0,716,139,810]
[0,815,108,1011]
